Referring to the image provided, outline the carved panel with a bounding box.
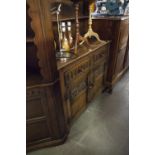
[70,81,87,103]
[94,65,104,77]
[64,80,87,103]
[64,59,90,86]
[27,120,50,143]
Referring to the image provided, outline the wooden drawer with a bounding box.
[92,45,108,66]
[64,57,90,86]
[71,91,87,118]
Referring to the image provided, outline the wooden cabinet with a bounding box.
[88,45,109,102]
[26,0,68,151]
[26,0,119,152]
[58,42,110,122]
[92,16,129,92]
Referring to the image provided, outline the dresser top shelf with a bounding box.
[57,41,110,70]
[92,15,129,21]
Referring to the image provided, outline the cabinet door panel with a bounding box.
[71,91,87,118]
[88,62,107,102]
[67,79,87,120]
[27,120,50,143]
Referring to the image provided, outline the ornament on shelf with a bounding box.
[83,1,106,44]
[51,4,75,61]
[67,21,74,49]
[74,2,85,54]
[51,4,63,52]
[61,22,70,52]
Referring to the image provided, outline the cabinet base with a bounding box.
[27,133,69,152]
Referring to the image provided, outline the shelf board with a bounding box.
[51,16,88,22]
[26,37,34,43]
[92,15,129,21]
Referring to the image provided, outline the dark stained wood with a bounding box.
[92,16,129,92]
[26,37,34,43]
[27,0,58,82]
[58,41,110,122]
[26,0,127,152]
[26,0,69,152]
[123,37,129,69]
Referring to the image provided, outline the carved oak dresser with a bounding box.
[57,42,110,123]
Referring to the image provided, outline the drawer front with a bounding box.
[119,20,129,49]
[64,57,90,86]
[92,45,108,66]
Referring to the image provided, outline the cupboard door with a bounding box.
[26,88,52,144]
[87,61,107,102]
[68,79,88,119]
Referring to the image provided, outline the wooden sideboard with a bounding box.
[26,0,128,152]
[58,42,110,123]
[92,16,129,92]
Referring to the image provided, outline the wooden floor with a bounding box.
[27,72,129,155]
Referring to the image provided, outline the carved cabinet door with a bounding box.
[62,56,90,121]
[87,45,109,102]
[69,78,88,119]
[87,61,107,102]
